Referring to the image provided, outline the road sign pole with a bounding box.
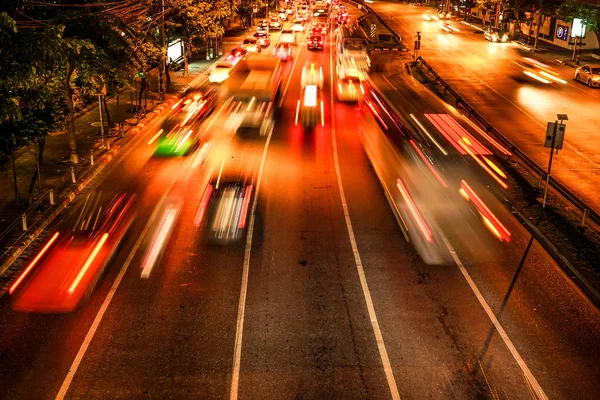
[98,94,105,149]
[542,120,557,208]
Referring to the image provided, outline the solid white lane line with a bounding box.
[279,32,309,107]
[440,234,549,400]
[329,28,401,400]
[55,187,175,400]
[228,123,273,400]
[230,32,309,400]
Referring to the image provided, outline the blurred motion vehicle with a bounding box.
[335,26,370,73]
[575,64,600,87]
[286,7,294,15]
[225,54,282,136]
[280,29,297,45]
[9,192,137,313]
[440,21,460,33]
[337,67,365,102]
[209,61,234,84]
[422,10,439,21]
[484,28,508,42]
[153,88,217,156]
[291,19,306,32]
[269,18,282,30]
[296,83,324,130]
[278,12,288,21]
[301,62,324,88]
[253,31,271,47]
[140,196,182,279]
[274,42,293,61]
[514,57,568,84]
[297,4,310,20]
[438,9,451,19]
[230,47,248,59]
[257,20,269,32]
[242,37,262,53]
[196,161,256,244]
[308,34,324,50]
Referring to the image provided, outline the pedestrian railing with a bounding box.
[415,56,600,230]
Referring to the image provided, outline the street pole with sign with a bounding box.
[542,114,567,208]
[414,31,421,60]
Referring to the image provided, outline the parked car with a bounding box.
[242,37,262,53]
[253,31,271,47]
[575,64,600,87]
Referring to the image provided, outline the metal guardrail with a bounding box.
[415,56,599,230]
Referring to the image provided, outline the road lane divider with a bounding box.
[54,182,177,400]
[328,26,402,400]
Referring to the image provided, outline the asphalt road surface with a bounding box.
[367,1,600,214]
[0,9,599,400]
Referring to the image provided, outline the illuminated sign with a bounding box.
[571,18,586,38]
[167,39,184,62]
[556,25,569,40]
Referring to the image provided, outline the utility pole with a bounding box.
[534,0,543,49]
[158,0,166,103]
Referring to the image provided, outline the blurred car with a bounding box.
[279,29,297,45]
[209,61,234,84]
[515,57,568,84]
[422,10,439,21]
[440,21,460,33]
[301,62,324,88]
[197,166,256,244]
[253,31,271,47]
[308,34,324,50]
[242,37,262,53]
[9,191,137,313]
[257,20,269,30]
[575,64,600,87]
[269,19,282,30]
[286,7,294,15]
[291,19,305,32]
[438,9,452,19]
[484,28,508,42]
[312,22,328,35]
[230,47,248,59]
[274,42,293,61]
[296,84,324,130]
[337,76,364,102]
[278,12,288,21]
[154,88,217,156]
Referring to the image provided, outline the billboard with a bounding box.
[571,18,586,38]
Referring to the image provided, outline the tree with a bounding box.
[168,0,233,77]
[558,0,600,43]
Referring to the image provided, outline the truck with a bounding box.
[225,54,283,136]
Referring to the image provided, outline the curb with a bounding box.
[0,96,180,278]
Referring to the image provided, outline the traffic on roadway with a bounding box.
[1,1,599,399]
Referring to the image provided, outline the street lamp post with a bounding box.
[542,114,568,208]
[414,31,421,60]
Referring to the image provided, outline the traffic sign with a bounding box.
[544,122,565,149]
[136,72,145,79]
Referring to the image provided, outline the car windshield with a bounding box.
[243,39,256,44]
[215,64,230,69]
[591,67,600,74]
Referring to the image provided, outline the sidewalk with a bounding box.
[0,26,253,260]
[0,59,210,253]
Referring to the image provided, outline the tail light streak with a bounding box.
[195,185,214,227]
[459,180,511,242]
[396,178,433,243]
[148,129,164,145]
[9,232,60,295]
[238,185,253,229]
[141,208,177,278]
[68,233,109,294]
[409,140,447,188]
[320,101,325,126]
[459,115,511,156]
[458,140,508,189]
[366,100,388,130]
[410,114,448,156]
[295,100,301,125]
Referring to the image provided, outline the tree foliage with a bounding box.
[558,0,600,38]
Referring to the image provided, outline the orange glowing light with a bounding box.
[460,180,511,242]
[238,185,253,229]
[9,232,60,295]
[396,178,433,243]
[68,233,109,294]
